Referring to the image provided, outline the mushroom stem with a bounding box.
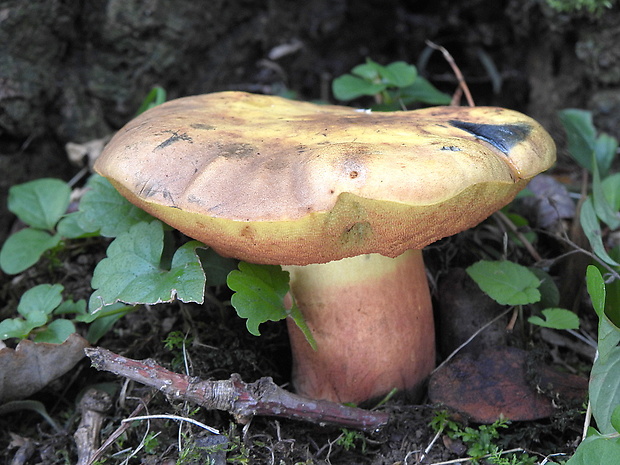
[284,249,435,404]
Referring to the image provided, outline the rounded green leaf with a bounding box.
[0,229,62,274]
[8,178,71,230]
[33,319,76,343]
[332,75,386,101]
[18,284,64,318]
[466,260,541,306]
[528,308,580,330]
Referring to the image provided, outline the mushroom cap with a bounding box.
[95,91,556,265]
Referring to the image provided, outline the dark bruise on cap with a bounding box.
[448,120,532,156]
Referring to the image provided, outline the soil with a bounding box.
[0,0,618,463]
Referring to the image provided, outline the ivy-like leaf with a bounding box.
[466,260,541,306]
[528,308,580,330]
[227,262,291,336]
[89,220,205,311]
[228,262,316,347]
[8,178,70,230]
[566,433,620,465]
[78,174,153,238]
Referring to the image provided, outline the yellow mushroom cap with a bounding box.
[94,91,556,265]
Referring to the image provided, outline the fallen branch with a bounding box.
[85,347,390,432]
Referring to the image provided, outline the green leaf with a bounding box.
[0,318,34,340]
[581,198,620,267]
[595,132,618,177]
[332,75,386,101]
[227,262,292,336]
[197,248,239,287]
[558,109,597,173]
[466,260,541,306]
[89,221,206,311]
[530,268,560,308]
[85,305,132,344]
[566,433,620,465]
[56,211,99,239]
[0,228,62,274]
[381,61,417,87]
[590,346,620,435]
[135,86,167,116]
[611,405,620,433]
[78,174,153,238]
[399,77,452,105]
[8,178,71,230]
[53,299,87,316]
[33,319,76,343]
[351,59,383,80]
[591,152,620,229]
[587,265,607,318]
[18,284,64,319]
[528,308,580,329]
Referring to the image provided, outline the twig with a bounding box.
[85,347,389,432]
[494,210,543,262]
[74,389,113,465]
[425,40,475,107]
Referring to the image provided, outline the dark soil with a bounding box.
[1,0,618,463]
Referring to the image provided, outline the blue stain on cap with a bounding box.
[449,120,531,156]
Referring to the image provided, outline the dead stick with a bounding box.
[425,40,475,107]
[85,347,389,432]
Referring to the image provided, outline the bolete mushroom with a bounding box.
[94,91,556,404]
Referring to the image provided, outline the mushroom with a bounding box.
[94,91,556,404]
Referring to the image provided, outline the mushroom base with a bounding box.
[284,249,435,404]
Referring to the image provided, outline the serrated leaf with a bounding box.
[466,260,541,306]
[8,178,71,230]
[332,75,386,101]
[590,346,620,435]
[0,228,62,275]
[78,174,153,237]
[33,319,76,343]
[227,262,290,336]
[18,284,64,319]
[528,308,580,329]
[581,198,620,267]
[89,220,205,311]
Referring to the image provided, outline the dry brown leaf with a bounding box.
[0,333,89,402]
[429,347,566,423]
